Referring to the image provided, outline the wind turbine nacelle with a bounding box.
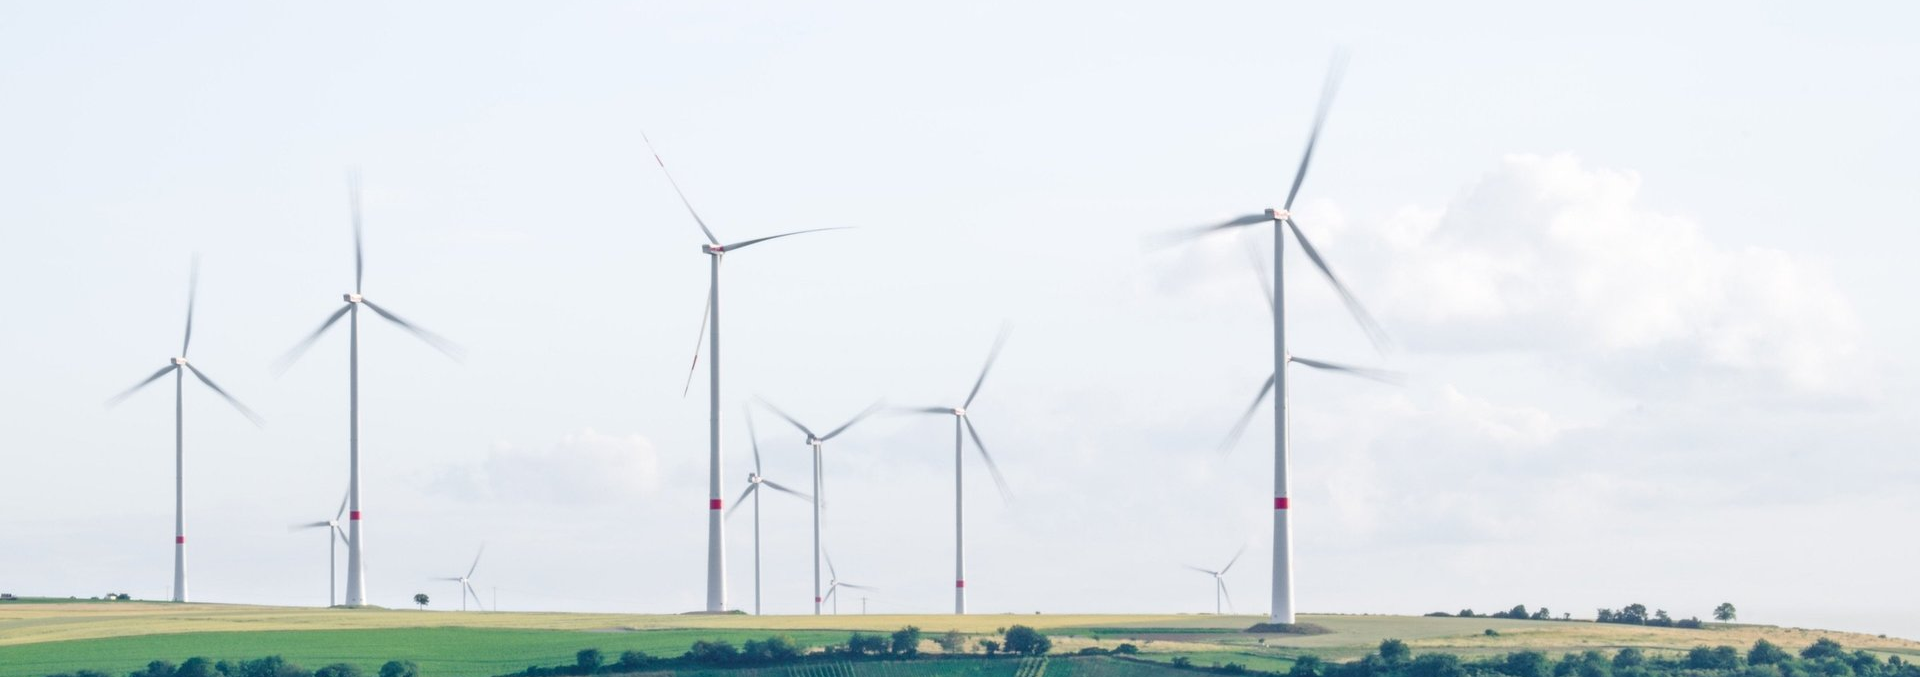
[1265,208,1291,220]
[171,357,188,366]
[702,244,724,254]
[344,293,364,303]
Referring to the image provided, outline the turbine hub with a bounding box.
[953,407,966,416]
[344,293,364,303]
[808,436,822,445]
[171,357,188,366]
[702,244,724,255]
[1265,208,1290,220]
[747,472,761,484]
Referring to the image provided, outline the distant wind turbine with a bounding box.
[758,397,882,615]
[1163,53,1397,624]
[643,133,849,613]
[277,173,461,608]
[106,256,262,603]
[289,490,350,607]
[726,408,814,616]
[822,548,876,616]
[1184,545,1246,615]
[903,331,1014,614]
[436,545,487,611]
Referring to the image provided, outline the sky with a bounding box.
[2,1,1917,638]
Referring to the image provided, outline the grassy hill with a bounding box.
[1,602,1914,677]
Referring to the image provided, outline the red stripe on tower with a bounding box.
[710,499,722,510]
[176,536,185,544]
[956,580,966,588]
[1274,497,1290,510]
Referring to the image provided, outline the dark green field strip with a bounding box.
[0,627,851,677]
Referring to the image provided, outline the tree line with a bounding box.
[1261,637,1916,677]
[1426,602,1739,628]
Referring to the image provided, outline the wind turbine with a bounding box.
[1184,546,1246,615]
[290,490,350,607]
[106,256,262,603]
[277,173,460,608]
[821,549,876,616]
[643,133,849,613]
[726,408,814,615]
[1164,53,1395,624]
[436,545,487,611]
[904,331,1013,614]
[757,398,882,615]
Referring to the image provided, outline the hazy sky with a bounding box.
[3,2,1917,638]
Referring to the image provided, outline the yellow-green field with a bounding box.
[1,602,1915,677]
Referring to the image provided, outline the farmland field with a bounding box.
[2,603,1916,677]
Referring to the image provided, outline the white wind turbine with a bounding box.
[106,256,263,603]
[436,545,487,611]
[1165,54,1396,624]
[277,173,461,608]
[644,133,849,613]
[903,331,1013,614]
[1184,545,1246,615]
[822,549,876,616]
[757,398,882,616]
[289,490,350,607]
[726,408,814,616]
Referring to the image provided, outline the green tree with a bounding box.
[1750,640,1790,666]
[1410,654,1467,677]
[314,664,362,677]
[980,639,1001,656]
[413,594,429,610]
[176,658,216,677]
[1004,625,1051,656]
[1290,655,1325,677]
[1614,648,1645,669]
[377,661,418,677]
[1380,640,1412,665]
[131,660,177,677]
[936,630,968,653]
[1715,603,1738,622]
[1687,646,1740,670]
[1509,605,1530,619]
[1502,651,1551,677]
[575,649,604,674]
[1804,639,1847,660]
[616,651,650,672]
[891,626,923,656]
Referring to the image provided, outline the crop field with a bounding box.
[3,603,1917,677]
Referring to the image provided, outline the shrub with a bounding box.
[131,661,177,677]
[1501,651,1551,677]
[1004,625,1051,656]
[1115,643,1141,655]
[686,640,739,665]
[177,658,216,677]
[1486,629,1502,637]
[1750,640,1790,666]
[936,630,968,654]
[1410,654,1467,677]
[1173,657,1194,669]
[1221,663,1248,675]
[313,664,362,677]
[377,661,418,677]
[891,626,923,656]
[1290,656,1325,677]
[980,639,1001,656]
[846,632,890,656]
[575,649,604,674]
[233,656,311,677]
[741,635,802,663]
[1803,639,1846,660]
[1687,646,1741,670]
[1380,640,1412,665]
[615,651,650,672]
[1079,648,1109,656]
[1614,649,1645,669]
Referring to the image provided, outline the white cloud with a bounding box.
[431,429,662,505]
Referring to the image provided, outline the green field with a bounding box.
[2,603,1916,677]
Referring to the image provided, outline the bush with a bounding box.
[936,630,968,654]
[1381,640,1412,665]
[233,656,311,677]
[1687,646,1741,670]
[685,640,739,665]
[1003,625,1051,656]
[1172,657,1194,669]
[1803,639,1846,660]
[1410,654,1467,677]
[176,658,216,677]
[313,665,362,677]
[1750,640,1790,666]
[1115,643,1141,655]
[891,626,923,656]
[1486,629,1502,637]
[615,651,650,671]
[1501,651,1551,677]
[1221,663,1248,675]
[1079,647,1110,656]
[845,632,890,656]
[377,661,418,677]
[741,635,802,663]
[980,639,1001,656]
[131,661,177,677]
[1613,649,1645,669]
[575,649,604,674]
[1290,656,1325,677]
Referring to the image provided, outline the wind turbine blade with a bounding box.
[824,549,838,581]
[361,299,464,360]
[745,406,762,473]
[274,304,352,374]
[335,489,349,522]
[333,525,348,546]
[434,577,464,582]
[755,397,817,440]
[823,585,838,603]
[963,328,1010,409]
[1155,213,1272,246]
[466,582,485,611]
[1219,579,1235,614]
[720,227,852,253]
[349,170,365,293]
[185,364,263,426]
[963,418,1014,502]
[758,478,813,502]
[821,401,885,441]
[898,406,953,415]
[1283,52,1347,211]
[106,365,177,407]
[725,484,757,519]
[682,284,713,397]
[181,255,199,357]
[290,521,331,531]
[1284,218,1389,351]
[1183,564,1218,575]
[466,544,486,579]
[838,582,879,591]
[641,132,720,246]
[1220,544,1248,574]
[1289,355,1404,385]
[1219,373,1277,454]
[1243,234,1275,312]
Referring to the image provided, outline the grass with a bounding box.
[2,603,1917,677]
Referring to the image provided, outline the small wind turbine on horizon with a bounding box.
[436,545,487,612]
[1162,53,1398,624]
[727,408,814,616]
[644,133,850,613]
[106,256,263,604]
[277,173,461,608]
[289,490,350,607]
[1184,545,1246,615]
[758,397,882,616]
[903,330,1014,614]
[822,549,876,616]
